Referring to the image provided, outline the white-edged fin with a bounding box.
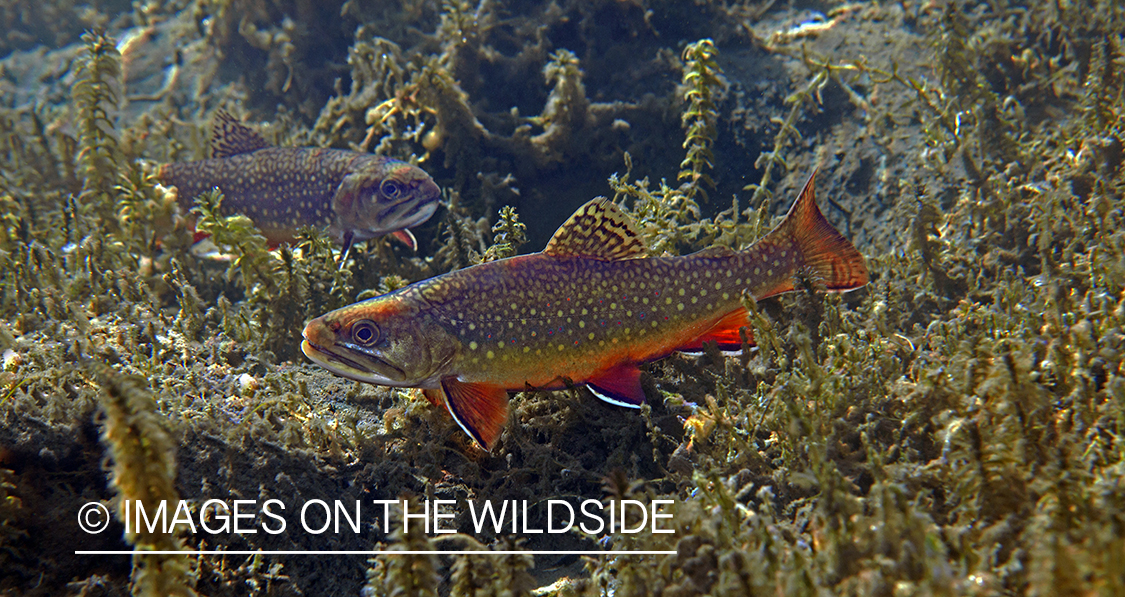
[584,364,646,408]
[439,377,509,451]
[586,384,643,409]
[677,348,753,357]
[390,228,417,251]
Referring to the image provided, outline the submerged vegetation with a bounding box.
[1,0,1124,596]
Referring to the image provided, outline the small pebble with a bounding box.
[237,373,260,394]
[2,349,22,371]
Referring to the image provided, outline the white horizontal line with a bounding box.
[76,550,675,556]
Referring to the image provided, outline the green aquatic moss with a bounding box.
[364,503,440,597]
[99,371,197,597]
[678,39,723,202]
[478,205,528,263]
[73,30,123,232]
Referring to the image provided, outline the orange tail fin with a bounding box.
[760,169,868,297]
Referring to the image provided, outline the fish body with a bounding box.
[301,171,868,450]
[158,112,441,251]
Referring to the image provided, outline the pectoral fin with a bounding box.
[422,388,444,407]
[339,230,355,270]
[390,229,417,251]
[439,377,509,451]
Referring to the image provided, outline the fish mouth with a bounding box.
[300,338,403,386]
[377,197,439,231]
[353,198,439,242]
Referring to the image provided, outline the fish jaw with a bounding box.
[300,290,459,388]
[300,318,407,386]
[332,157,441,244]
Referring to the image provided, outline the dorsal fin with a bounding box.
[542,198,647,260]
[210,110,270,158]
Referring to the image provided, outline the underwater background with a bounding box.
[1,0,1124,595]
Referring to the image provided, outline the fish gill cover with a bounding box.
[0,1,1123,596]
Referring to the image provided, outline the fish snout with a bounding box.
[419,177,441,201]
[301,317,334,354]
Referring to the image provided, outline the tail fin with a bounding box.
[761,169,868,295]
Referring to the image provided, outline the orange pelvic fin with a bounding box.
[438,377,509,451]
[758,169,869,299]
[677,308,755,353]
[585,364,646,407]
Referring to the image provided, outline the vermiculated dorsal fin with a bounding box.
[210,110,270,159]
[543,198,647,260]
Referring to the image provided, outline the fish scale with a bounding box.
[422,249,798,384]
[301,169,868,450]
[158,111,441,252]
[163,148,357,233]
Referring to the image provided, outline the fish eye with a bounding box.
[350,320,380,346]
[381,180,402,199]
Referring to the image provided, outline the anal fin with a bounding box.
[586,364,646,408]
[439,377,509,451]
[677,308,756,353]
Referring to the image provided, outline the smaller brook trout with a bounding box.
[158,112,441,255]
[301,170,868,450]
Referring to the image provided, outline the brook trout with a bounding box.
[301,170,868,450]
[158,112,441,254]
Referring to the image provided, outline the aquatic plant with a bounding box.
[0,467,25,569]
[99,371,197,597]
[363,502,440,597]
[4,0,1125,595]
[679,39,724,202]
[478,205,527,263]
[73,29,124,235]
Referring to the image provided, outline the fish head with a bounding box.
[301,290,457,387]
[332,158,441,243]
